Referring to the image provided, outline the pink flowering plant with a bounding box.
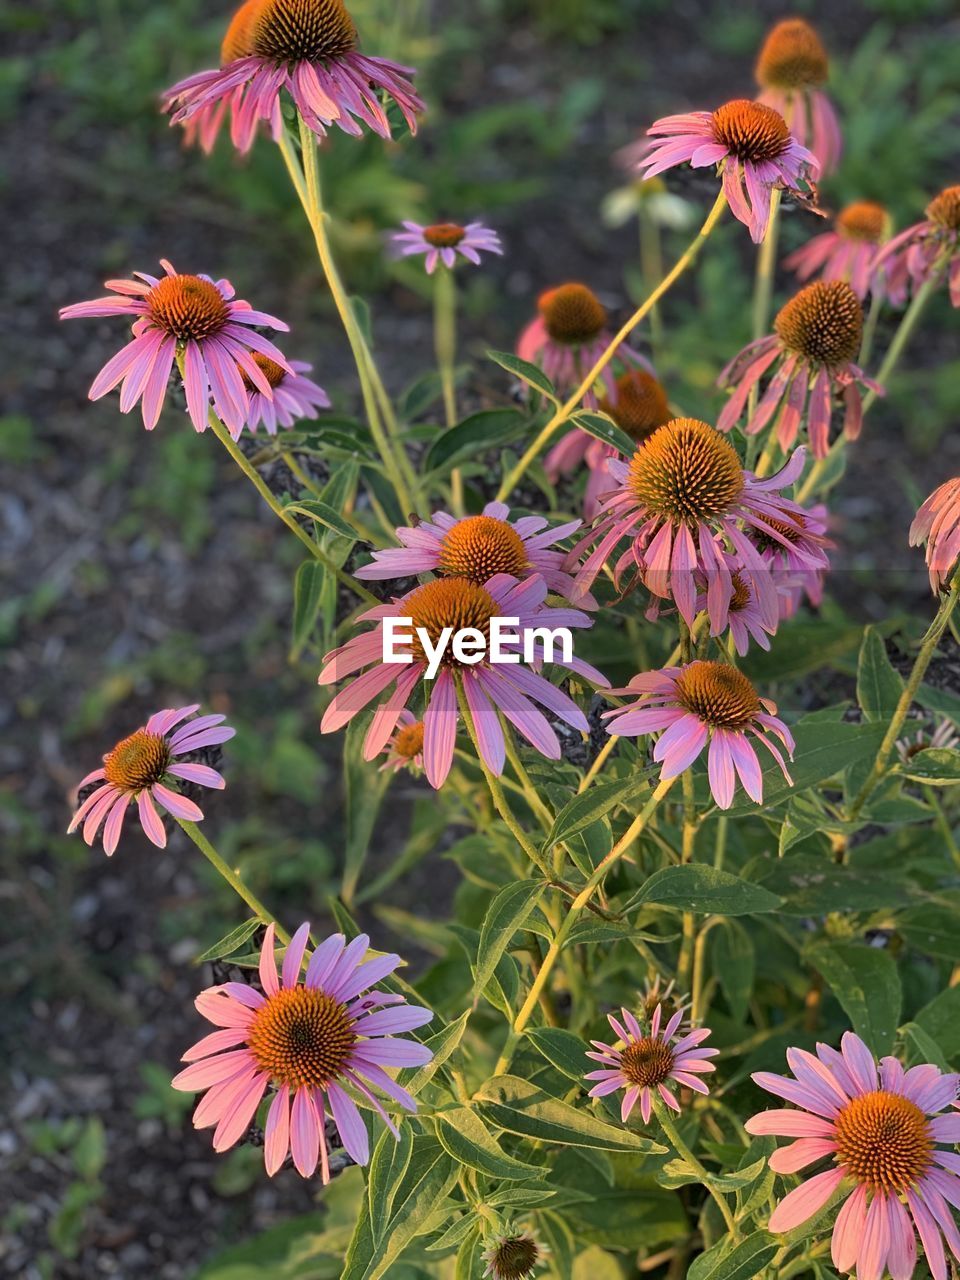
[48,4,960,1277]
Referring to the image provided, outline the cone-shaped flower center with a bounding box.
[729,571,751,612]
[836,201,888,243]
[834,1090,933,1192]
[222,0,263,64]
[423,223,466,248]
[927,186,960,232]
[488,1236,540,1280]
[248,986,357,1088]
[394,722,425,759]
[674,661,761,730]
[775,281,863,367]
[539,283,607,346]
[711,100,791,163]
[755,19,829,90]
[752,510,808,553]
[620,1036,675,1088]
[147,275,230,342]
[103,730,171,791]
[437,516,528,583]
[627,418,744,526]
[600,370,672,442]
[251,0,358,64]
[241,353,288,392]
[405,578,497,665]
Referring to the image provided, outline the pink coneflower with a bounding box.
[173,922,433,1181]
[896,718,959,765]
[354,501,587,604]
[603,661,794,810]
[746,1032,960,1280]
[163,0,423,153]
[177,0,263,153]
[481,1230,549,1280]
[717,281,881,458]
[379,711,425,774]
[241,357,330,434]
[752,502,830,619]
[785,201,893,301]
[586,1004,717,1123]
[67,705,234,856]
[910,477,960,594]
[875,187,960,309]
[390,220,502,274]
[517,282,652,408]
[699,557,778,655]
[59,259,292,437]
[318,573,608,789]
[755,18,842,176]
[565,417,826,634]
[635,99,819,244]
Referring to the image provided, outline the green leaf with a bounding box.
[397,1010,470,1096]
[290,560,326,658]
[487,350,559,400]
[756,854,916,915]
[857,626,904,722]
[805,941,902,1054]
[342,711,393,905]
[713,920,754,1021]
[526,1027,591,1080]
[423,408,533,474]
[436,1106,545,1180]
[635,866,782,915]
[543,769,654,849]
[900,1021,951,1072]
[914,985,960,1060]
[195,919,262,964]
[687,1232,779,1280]
[283,498,361,542]
[572,410,636,458]
[71,1118,106,1181]
[899,903,960,960]
[897,747,960,785]
[475,880,547,999]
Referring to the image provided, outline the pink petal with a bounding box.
[768,1167,843,1233]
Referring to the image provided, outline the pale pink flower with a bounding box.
[241,358,330,434]
[173,922,433,1181]
[59,259,292,437]
[390,220,502,273]
[875,187,960,309]
[67,705,234,856]
[603,661,794,810]
[755,18,842,176]
[785,201,893,301]
[586,1003,718,1123]
[379,711,425,774]
[747,1032,960,1280]
[910,478,960,594]
[698,556,778,655]
[752,502,830,618]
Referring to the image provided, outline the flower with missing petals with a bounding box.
[163,0,423,152]
[747,1032,960,1280]
[379,710,425,774]
[896,718,959,765]
[635,98,819,244]
[718,281,882,458]
[875,186,960,309]
[241,357,330,434]
[638,975,692,1031]
[173,923,433,1181]
[755,18,842,176]
[67,705,234,855]
[390,220,502,274]
[910,478,960,594]
[586,1004,717,1123]
[603,661,794,809]
[785,201,893,301]
[481,1229,549,1280]
[59,259,292,437]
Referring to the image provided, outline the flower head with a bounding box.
[635,98,819,244]
[751,502,831,618]
[59,259,292,437]
[67,705,234,855]
[755,18,842,175]
[379,710,425,774]
[639,974,692,1031]
[318,573,608,789]
[177,0,263,152]
[163,0,423,152]
[481,1230,549,1280]
[875,186,960,309]
[718,281,882,458]
[603,661,794,809]
[241,357,330,434]
[910,477,960,594]
[699,556,779,655]
[586,1003,717,1123]
[747,1032,960,1280]
[173,923,433,1180]
[390,220,502,274]
[785,201,893,300]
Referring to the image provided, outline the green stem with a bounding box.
[751,186,783,345]
[175,818,290,944]
[639,204,664,356]
[858,288,882,368]
[654,1098,739,1237]
[434,266,463,514]
[924,785,960,871]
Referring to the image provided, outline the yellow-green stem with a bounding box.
[654,1097,739,1237]
[175,818,289,944]
[434,265,463,513]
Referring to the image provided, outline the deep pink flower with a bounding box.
[67,705,234,856]
[785,201,893,301]
[875,187,960,309]
[241,358,330,434]
[390,220,502,274]
[318,573,608,789]
[175,0,263,153]
[603,661,794,810]
[747,1032,960,1280]
[910,478,960,594]
[379,711,425,774]
[354,501,588,604]
[59,259,292,437]
[755,19,842,176]
[718,281,882,459]
[173,922,433,1181]
[162,0,423,152]
[586,1003,718,1123]
[635,99,819,244]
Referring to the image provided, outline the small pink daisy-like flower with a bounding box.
[241,357,330,434]
[586,1004,718,1123]
[717,281,882,459]
[162,0,423,153]
[390,220,502,274]
[67,705,234,856]
[173,922,433,1181]
[354,501,588,604]
[59,259,292,438]
[635,98,819,244]
[481,1229,549,1280]
[910,478,960,594]
[746,1032,960,1280]
[785,201,893,301]
[318,574,608,789]
[379,711,425,774]
[875,187,960,309]
[565,417,826,636]
[603,661,794,810]
[755,18,842,176]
